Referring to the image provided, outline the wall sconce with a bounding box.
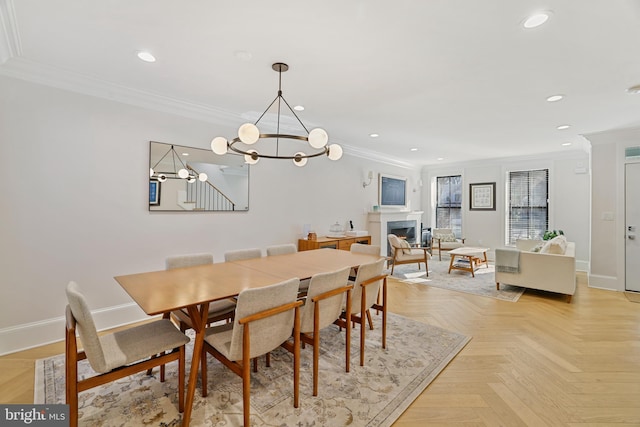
[362,171,374,188]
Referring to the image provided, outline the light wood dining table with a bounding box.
[114,248,382,427]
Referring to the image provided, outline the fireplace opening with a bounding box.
[387,220,417,256]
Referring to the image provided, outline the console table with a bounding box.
[298,235,371,251]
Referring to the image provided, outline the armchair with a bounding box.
[387,233,431,275]
[431,228,466,261]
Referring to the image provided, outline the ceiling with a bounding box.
[2,0,640,167]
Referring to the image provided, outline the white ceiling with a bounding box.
[2,0,640,166]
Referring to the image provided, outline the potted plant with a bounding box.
[543,229,564,241]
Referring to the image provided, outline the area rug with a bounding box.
[390,259,525,302]
[35,313,470,426]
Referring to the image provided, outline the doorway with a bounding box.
[625,162,640,291]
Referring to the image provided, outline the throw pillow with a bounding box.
[539,235,567,255]
[398,238,412,255]
[435,233,457,243]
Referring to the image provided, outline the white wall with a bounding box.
[585,126,640,291]
[421,151,591,270]
[0,75,421,354]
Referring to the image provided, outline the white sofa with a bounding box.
[495,238,576,302]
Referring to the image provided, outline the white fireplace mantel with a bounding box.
[368,210,424,255]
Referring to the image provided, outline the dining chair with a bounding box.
[349,243,382,274]
[431,228,466,261]
[65,281,189,427]
[266,243,311,294]
[349,243,383,321]
[387,233,431,275]
[200,278,303,427]
[166,253,236,332]
[334,258,387,366]
[299,267,352,396]
[224,248,262,262]
[266,243,297,256]
[349,243,381,255]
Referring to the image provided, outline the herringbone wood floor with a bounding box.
[2,271,639,426]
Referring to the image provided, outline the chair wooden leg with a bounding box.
[293,307,300,408]
[201,346,208,397]
[345,290,351,373]
[360,286,367,366]
[243,325,252,427]
[65,330,79,427]
[178,346,185,413]
[366,309,374,330]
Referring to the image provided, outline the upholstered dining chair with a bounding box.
[387,233,431,275]
[431,228,466,261]
[166,253,236,332]
[299,267,352,396]
[65,281,189,427]
[334,258,387,366]
[200,278,303,427]
[266,243,311,294]
[266,243,297,256]
[224,248,262,262]
[350,243,381,255]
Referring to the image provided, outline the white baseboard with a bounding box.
[587,274,621,291]
[0,302,151,356]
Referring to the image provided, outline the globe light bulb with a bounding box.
[157,174,167,182]
[198,173,208,182]
[327,144,343,161]
[308,128,328,148]
[238,123,260,144]
[293,152,307,167]
[211,137,228,155]
[244,150,259,165]
[178,168,189,179]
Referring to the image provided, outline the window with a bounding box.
[436,175,462,237]
[507,169,548,245]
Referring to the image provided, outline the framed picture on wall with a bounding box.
[469,182,495,211]
[149,180,161,205]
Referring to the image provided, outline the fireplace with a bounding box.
[387,220,418,256]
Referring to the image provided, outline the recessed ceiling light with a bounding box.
[523,12,551,29]
[437,157,444,161]
[293,105,305,111]
[626,85,640,94]
[137,51,156,63]
[546,94,564,102]
[410,148,418,152]
[562,142,572,146]
[369,133,379,138]
[557,124,571,130]
[182,152,189,156]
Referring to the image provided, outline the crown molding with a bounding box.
[0,56,241,125]
[341,144,417,169]
[0,56,418,170]
[0,0,20,64]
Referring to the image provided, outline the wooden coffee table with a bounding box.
[447,247,489,277]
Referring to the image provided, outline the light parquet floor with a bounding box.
[2,271,640,426]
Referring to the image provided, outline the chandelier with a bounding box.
[149,144,208,183]
[210,62,342,167]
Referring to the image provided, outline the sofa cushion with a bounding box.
[540,235,567,255]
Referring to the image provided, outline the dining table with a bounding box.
[114,248,382,427]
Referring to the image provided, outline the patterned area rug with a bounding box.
[35,313,470,426]
[391,258,525,302]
